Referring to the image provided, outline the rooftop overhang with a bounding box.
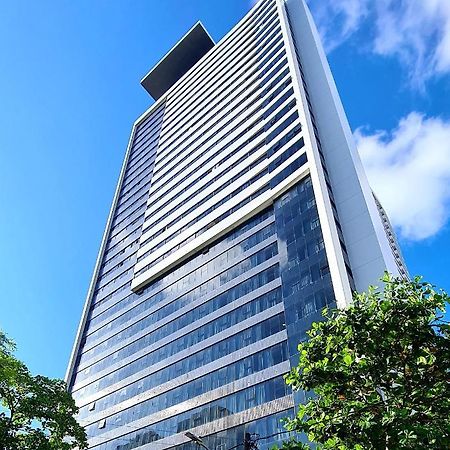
[141,22,215,100]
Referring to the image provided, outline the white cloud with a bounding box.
[307,0,450,85]
[307,0,370,51]
[373,0,450,86]
[355,113,450,241]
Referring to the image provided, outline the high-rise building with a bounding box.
[66,1,407,449]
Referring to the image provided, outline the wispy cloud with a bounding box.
[307,0,450,86]
[355,113,450,241]
[373,0,450,87]
[307,0,370,52]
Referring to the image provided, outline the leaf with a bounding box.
[417,356,427,365]
[343,354,353,366]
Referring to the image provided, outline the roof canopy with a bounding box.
[141,22,215,100]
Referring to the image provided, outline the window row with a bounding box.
[138,184,272,274]
[169,409,292,450]
[81,228,277,359]
[73,311,286,401]
[88,208,274,325]
[138,100,297,264]
[150,47,287,203]
[155,20,282,174]
[143,77,292,234]
[78,342,287,421]
[88,221,275,344]
[141,85,294,247]
[80,320,287,428]
[77,291,283,414]
[160,0,275,131]
[158,1,278,154]
[79,284,282,381]
[144,67,290,221]
[90,376,288,448]
[82,242,277,360]
[139,166,273,267]
[145,58,288,222]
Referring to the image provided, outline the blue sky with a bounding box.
[0,0,448,379]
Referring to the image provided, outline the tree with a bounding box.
[0,330,87,450]
[278,274,450,450]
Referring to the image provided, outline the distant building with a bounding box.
[66,1,407,449]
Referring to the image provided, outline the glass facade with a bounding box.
[65,0,378,448]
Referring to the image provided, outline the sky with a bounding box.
[0,0,449,379]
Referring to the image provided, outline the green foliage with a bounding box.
[277,274,450,450]
[0,330,87,450]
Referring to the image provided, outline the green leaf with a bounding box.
[343,353,353,366]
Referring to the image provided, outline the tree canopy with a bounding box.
[278,274,450,450]
[0,330,87,450]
